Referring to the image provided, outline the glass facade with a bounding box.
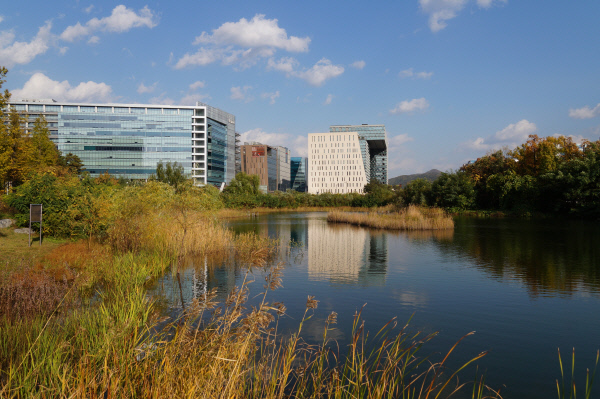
[6,101,236,185]
[290,157,308,192]
[330,124,387,184]
[206,117,227,185]
[267,147,278,192]
[199,103,236,184]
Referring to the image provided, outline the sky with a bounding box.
[2,1,600,177]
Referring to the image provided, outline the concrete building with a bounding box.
[240,143,278,192]
[290,157,308,192]
[8,99,236,186]
[307,131,369,194]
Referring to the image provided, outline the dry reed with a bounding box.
[327,205,454,231]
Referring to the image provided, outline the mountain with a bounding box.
[388,169,442,187]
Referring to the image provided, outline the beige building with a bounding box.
[308,132,368,194]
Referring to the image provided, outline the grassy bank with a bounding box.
[327,205,454,230]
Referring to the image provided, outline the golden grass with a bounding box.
[217,206,373,219]
[327,205,455,231]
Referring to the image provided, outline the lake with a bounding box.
[152,212,600,398]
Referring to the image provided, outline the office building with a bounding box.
[240,143,278,192]
[276,146,291,191]
[330,124,388,184]
[308,131,368,194]
[8,99,236,186]
[199,102,236,185]
[290,157,308,192]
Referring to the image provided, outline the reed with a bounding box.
[327,205,454,231]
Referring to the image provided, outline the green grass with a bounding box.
[0,226,66,267]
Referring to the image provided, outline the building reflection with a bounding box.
[308,219,388,286]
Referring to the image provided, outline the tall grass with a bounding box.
[328,205,454,231]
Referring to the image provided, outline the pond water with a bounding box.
[152,212,600,398]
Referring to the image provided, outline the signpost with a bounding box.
[29,204,42,247]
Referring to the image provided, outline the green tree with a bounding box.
[222,172,261,208]
[362,180,397,207]
[31,115,60,169]
[401,178,432,206]
[431,171,475,210]
[152,161,187,189]
[57,152,85,175]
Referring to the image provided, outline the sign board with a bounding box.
[29,204,43,247]
[30,204,42,222]
[252,146,265,157]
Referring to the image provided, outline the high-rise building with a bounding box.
[308,132,368,194]
[330,124,388,184]
[290,157,308,192]
[7,99,236,186]
[199,102,236,185]
[240,143,278,192]
[276,146,291,191]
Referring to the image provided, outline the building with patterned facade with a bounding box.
[329,124,388,184]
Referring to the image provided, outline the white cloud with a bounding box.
[390,98,430,114]
[189,81,205,91]
[137,82,157,94]
[261,90,280,104]
[0,22,53,67]
[569,103,600,119]
[87,35,100,44]
[12,72,112,102]
[84,5,95,14]
[399,68,433,79]
[388,134,414,147]
[324,94,334,105]
[351,60,366,70]
[0,16,4,24]
[176,14,309,69]
[465,119,537,152]
[239,128,290,147]
[193,14,310,52]
[60,5,158,42]
[230,85,253,102]
[419,0,506,32]
[267,56,298,73]
[292,58,344,87]
[179,93,209,105]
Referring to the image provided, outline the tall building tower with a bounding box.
[240,143,278,192]
[276,146,291,191]
[290,157,308,192]
[330,124,388,184]
[198,102,236,185]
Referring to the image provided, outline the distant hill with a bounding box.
[388,169,442,187]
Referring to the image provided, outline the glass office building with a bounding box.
[200,103,236,185]
[9,100,235,186]
[290,157,308,192]
[330,124,387,184]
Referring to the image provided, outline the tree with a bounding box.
[31,115,60,168]
[58,152,85,175]
[431,171,475,210]
[362,180,397,207]
[401,178,432,206]
[221,172,261,208]
[152,161,187,189]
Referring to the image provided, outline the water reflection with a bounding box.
[308,219,388,286]
[433,217,600,296]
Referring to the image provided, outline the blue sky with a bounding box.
[2,1,600,176]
